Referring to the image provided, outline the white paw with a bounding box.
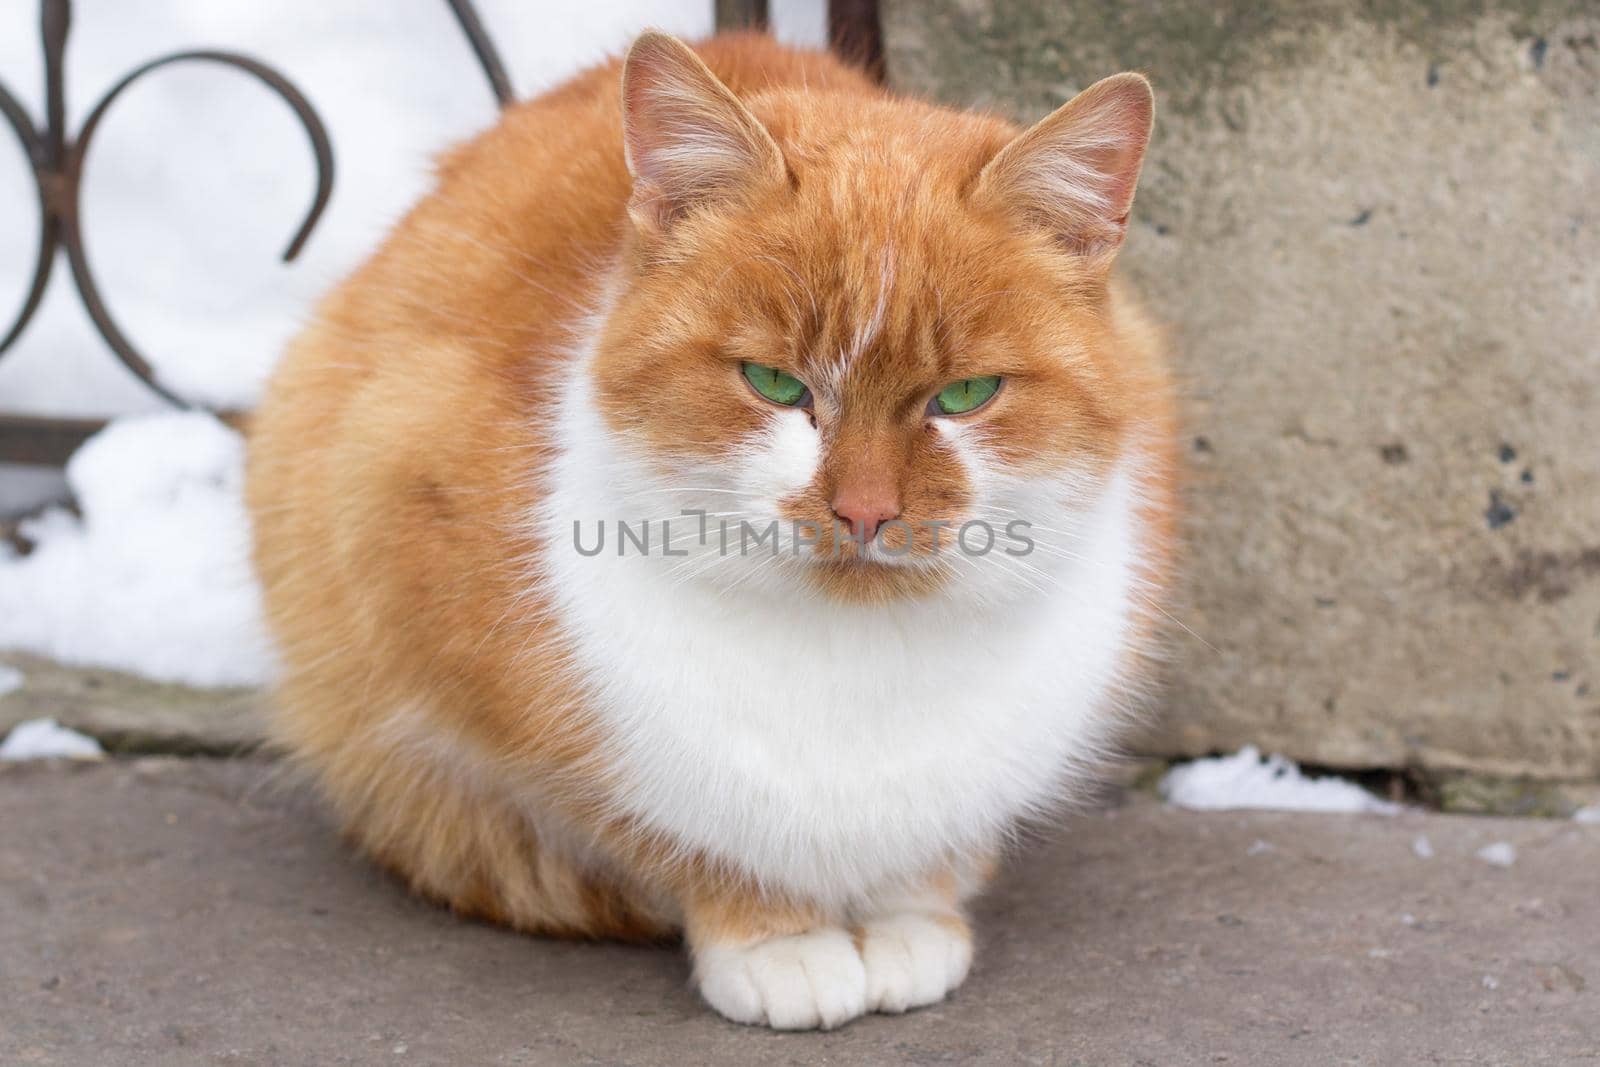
[859,911,972,1014]
[694,927,867,1030]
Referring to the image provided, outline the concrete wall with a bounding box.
[885,1,1600,778]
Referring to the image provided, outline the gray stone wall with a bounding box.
[885,1,1600,778]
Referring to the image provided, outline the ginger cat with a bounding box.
[247,31,1177,1029]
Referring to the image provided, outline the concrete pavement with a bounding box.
[2,758,1596,1065]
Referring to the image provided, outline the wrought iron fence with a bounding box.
[0,0,880,469]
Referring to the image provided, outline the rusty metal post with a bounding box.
[715,0,771,31]
[829,0,884,82]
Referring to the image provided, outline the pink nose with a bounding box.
[830,486,901,543]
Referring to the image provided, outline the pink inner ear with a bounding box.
[1087,88,1154,218]
[621,41,707,191]
[977,74,1154,257]
[620,35,784,230]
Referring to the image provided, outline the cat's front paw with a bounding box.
[858,910,973,1014]
[694,927,867,1030]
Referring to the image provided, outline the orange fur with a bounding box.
[247,31,1178,1026]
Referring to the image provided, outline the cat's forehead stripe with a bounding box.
[807,240,903,396]
[850,242,897,362]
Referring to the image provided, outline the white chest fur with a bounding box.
[535,359,1145,907]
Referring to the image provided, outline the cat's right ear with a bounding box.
[972,73,1154,263]
[621,32,787,239]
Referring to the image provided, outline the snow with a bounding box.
[1412,834,1434,859]
[0,718,105,761]
[0,663,22,698]
[0,413,275,687]
[1160,746,1400,815]
[1475,841,1517,868]
[1574,806,1600,824]
[770,0,829,48]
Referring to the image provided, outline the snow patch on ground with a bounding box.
[1574,806,1600,824]
[1160,746,1399,815]
[1412,835,1434,859]
[0,414,276,687]
[1475,842,1517,868]
[0,718,105,761]
[0,663,22,698]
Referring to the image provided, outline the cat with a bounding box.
[247,30,1177,1030]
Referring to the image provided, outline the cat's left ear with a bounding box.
[972,73,1154,261]
[621,32,787,238]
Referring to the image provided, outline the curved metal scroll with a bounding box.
[0,2,336,411]
[446,0,516,108]
[61,51,335,406]
[0,79,57,357]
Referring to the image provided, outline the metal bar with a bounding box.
[0,411,249,467]
[444,0,515,108]
[715,0,770,31]
[829,0,884,82]
[40,0,67,168]
[0,80,57,357]
[0,414,104,467]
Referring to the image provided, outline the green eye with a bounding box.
[931,375,1002,416]
[742,363,811,407]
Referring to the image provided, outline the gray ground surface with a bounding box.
[2,758,1596,1066]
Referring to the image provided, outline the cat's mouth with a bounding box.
[803,552,952,601]
[786,518,964,603]
[795,522,950,570]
